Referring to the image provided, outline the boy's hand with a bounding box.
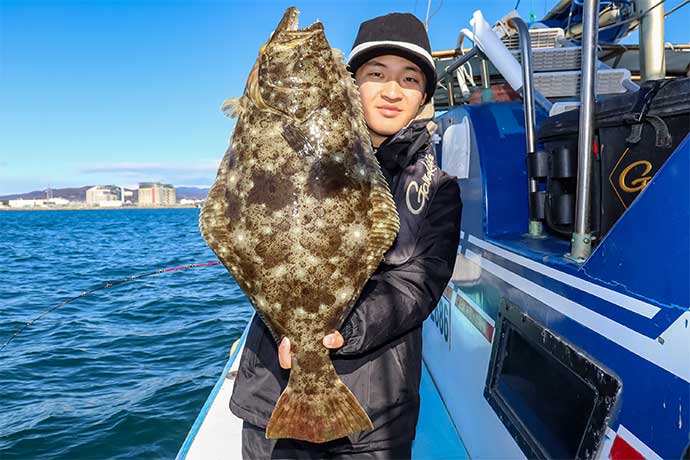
[278,332,344,369]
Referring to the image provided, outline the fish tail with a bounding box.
[265,349,372,443]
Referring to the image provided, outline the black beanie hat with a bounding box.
[348,13,437,102]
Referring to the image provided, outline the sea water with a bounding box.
[0,208,251,459]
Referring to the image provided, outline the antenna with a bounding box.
[425,0,444,30]
[425,0,431,30]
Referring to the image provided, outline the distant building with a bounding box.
[6,198,71,208]
[45,198,70,206]
[86,185,123,207]
[9,199,45,208]
[122,189,134,204]
[179,198,203,206]
[138,182,176,205]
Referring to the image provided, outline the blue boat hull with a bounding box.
[423,102,689,459]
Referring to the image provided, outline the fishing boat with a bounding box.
[177,1,690,458]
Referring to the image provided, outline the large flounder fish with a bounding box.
[199,7,399,443]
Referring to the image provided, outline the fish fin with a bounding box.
[364,166,400,271]
[281,123,317,157]
[331,48,370,140]
[199,146,242,279]
[221,97,242,118]
[354,134,400,280]
[265,351,372,443]
[330,48,400,302]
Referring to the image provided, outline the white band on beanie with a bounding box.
[348,40,435,68]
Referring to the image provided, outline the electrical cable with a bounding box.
[664,0,690,16]
[428,0,445,23]
[597,0,677,33]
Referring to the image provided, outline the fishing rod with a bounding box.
[0,261,221,353]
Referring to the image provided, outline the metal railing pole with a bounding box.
[569,0,600,261]
[637,0,666,81]
[509,17,544,237]
[479,57,493,103]
[438,47,479,83]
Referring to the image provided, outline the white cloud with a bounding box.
[79,161,220,187]
[81,161,219,174]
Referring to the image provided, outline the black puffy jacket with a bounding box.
[229,118,462,452]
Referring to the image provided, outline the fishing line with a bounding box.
[0,261,221,353]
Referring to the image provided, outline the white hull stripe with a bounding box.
[464,249,690,383]
[454,286,496,328]
[467,235,661,319]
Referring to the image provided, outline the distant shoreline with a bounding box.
[0,205,200,211]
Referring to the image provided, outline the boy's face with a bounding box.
[354,54,426,147]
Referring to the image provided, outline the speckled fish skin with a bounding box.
[199,7,399,444]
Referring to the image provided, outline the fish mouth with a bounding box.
[275,6,300,33]
[249,6,326,115]
[272,6,323,40]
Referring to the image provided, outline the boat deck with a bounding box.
[176,320,469,459]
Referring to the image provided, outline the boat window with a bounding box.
[441,116,472,179]
[484,301,621,460]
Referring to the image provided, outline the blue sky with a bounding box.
[1,0,688,195]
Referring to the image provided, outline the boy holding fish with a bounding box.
[231,11,462,460]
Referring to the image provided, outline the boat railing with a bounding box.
[568,0,599,261]
[508,16,545,238]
